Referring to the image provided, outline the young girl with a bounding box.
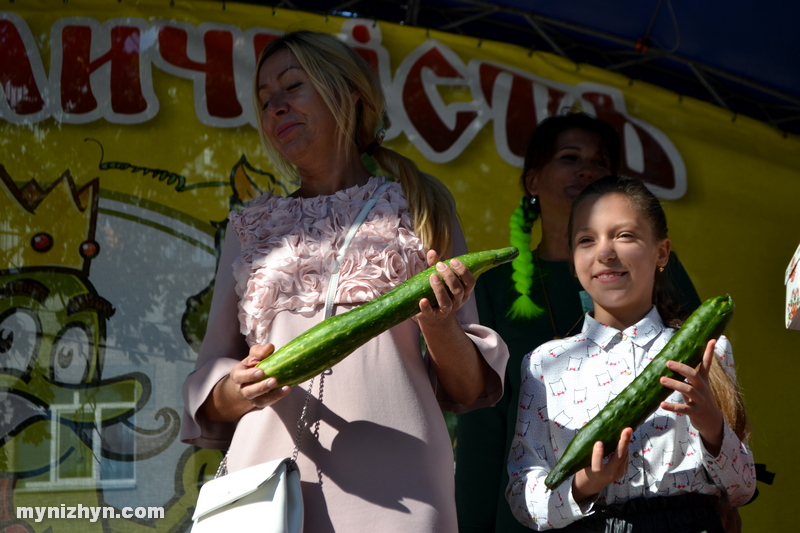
[505,176,755,532]
[455,113,701,533]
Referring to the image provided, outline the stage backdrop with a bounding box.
[1,1,798,531]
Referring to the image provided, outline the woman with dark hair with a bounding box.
[455,113,700,533]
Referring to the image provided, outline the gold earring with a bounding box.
[659,266,665,273]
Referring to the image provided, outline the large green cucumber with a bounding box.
[544,294,735,490]
[255,247,519,387]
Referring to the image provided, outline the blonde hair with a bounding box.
[709,357,751,443]
[252,31,455,257]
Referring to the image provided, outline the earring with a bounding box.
[365,128,386,156]
[529,196,538,206]
[659,266,665,273]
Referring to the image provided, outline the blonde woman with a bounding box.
[181,31,509,532]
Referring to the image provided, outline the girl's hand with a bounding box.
[228,343,292,409]
[660,339,725,455]
[417,249,475,324]
[572,427,633,503]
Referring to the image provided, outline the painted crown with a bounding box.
[1,165,99,275]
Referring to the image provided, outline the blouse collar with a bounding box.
[578,306,666,351]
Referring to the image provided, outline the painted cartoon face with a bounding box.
[256,49,342,172]
[571,192,670,330]
[1,273,106,384]
[526,128,613,225]
[0,271,147,476]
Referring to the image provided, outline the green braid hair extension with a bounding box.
[508,197,544,320]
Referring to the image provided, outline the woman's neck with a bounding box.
[293,153,372,198]
[536,216,571,261]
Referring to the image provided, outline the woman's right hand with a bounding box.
[228,343,292,409]
[571,427,633,503]
[201,344,292,422]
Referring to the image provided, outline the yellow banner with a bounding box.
[1,0,798,531]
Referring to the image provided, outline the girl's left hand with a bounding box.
[417,249,475,324]
[660,339,725,455]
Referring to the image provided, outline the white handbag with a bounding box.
[191,458,303,533]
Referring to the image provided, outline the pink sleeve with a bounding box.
[180,225,250,449]
[432,218,509,413]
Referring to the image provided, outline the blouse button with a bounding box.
[621,334,628,340]
[633,452,640,458]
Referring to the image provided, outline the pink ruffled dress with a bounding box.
[181,177,508,532]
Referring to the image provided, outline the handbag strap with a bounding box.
[291,178,390,464]
[324,179,390,318]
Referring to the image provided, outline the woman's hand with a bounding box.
[201,343,291,423]
[228,343,292,409]
[414,249,487,405]
[572,427,633,504]
[660,339,725,455]
[416,249,475,325]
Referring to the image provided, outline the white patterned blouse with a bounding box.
[506,306,755,530]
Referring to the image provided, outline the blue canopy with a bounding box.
[253,0,800,135]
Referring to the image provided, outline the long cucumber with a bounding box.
[544,294,735,490]
[255,247,519,387]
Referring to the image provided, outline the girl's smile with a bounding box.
[571,192,670,330]
[594,269,628,282]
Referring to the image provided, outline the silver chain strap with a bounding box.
[214,454,228,478]
[291,375,315,463]
[290,368,329,485]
